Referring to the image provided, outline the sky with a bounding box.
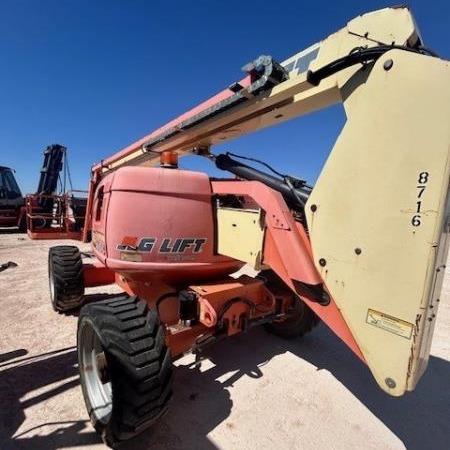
[0,0,449,194]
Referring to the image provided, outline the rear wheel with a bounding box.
[48,245,84,312]
[261,270,320,339]
[77,295,173,448]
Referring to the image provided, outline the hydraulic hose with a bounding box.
[214,153,310,209]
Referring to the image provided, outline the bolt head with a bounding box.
[385,378,396,389]
[383,59,394,71]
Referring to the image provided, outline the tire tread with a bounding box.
[49,245,84,312]
[78,295,172,447]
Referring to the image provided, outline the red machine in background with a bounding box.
[0,144,86,239]
[0,165,24,229]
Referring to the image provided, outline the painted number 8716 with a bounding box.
[412,171,429,227]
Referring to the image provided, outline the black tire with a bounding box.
[261,270,320,339]
[77,295,173,448]
[48,245,84,312]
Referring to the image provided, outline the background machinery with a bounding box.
[47,6,449,447]
[0,144,86,238]
[0,165,24,228]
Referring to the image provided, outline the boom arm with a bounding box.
[36,144,65,213]
[90,6,421,175]
[84,6,450,396]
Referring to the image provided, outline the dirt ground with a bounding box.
[0,233,449,450]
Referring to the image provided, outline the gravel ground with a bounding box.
[0,233,449,450]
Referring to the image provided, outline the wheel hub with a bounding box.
[96,351,111,384]
[79,322,113,424]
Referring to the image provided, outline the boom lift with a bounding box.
[0,144,86,238]
[48,6,449,447]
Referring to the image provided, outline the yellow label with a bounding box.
[366,309,413,339]
[120,252,142,262]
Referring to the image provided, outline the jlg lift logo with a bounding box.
[117,237,207,254]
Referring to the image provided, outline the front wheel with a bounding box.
[77,295,173,448]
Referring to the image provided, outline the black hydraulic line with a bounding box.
[225,151,287,179]
[247,312,284,328]
[214,153,309,209]
[227,151,313,190]
[306,44,428,86]
[217,297,255,329]
[417,45,439,57]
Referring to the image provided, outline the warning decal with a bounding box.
[366,309,414,339]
